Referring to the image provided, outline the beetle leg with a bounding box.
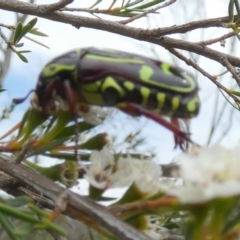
[63,80,79,160]
[171,118,186,150]
[117,102,193,148]
[63,80,77,115]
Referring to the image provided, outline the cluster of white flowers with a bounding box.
[85,145,240,205]
[84,147,162,195]
[161,145,240,203]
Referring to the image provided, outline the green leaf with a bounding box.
[19,18,37,40]
[29,29,48,37]
[229,0,235,22]
[37,111,72,145]
[114,183,144,205]
[89,0,102,8]
[53,121,94,139]
[42,152,81,160]
[130,0,165,10]
[0,88,6,92]
[26,18,38,30]
[14,223,34,238]
[5,196,32,207]
[14,18,39,45]
[0,213,18,240]
[19,24,32,40]
[124,0,143,8]
[13,22,23,44]
[0,202,39,224]
[234,0,240,19]
[17,50,31,53]
[24,160,62,181]
[27,137,70,156]
[89,185,105,200]
[228,89,240,96]
[16,108,46,145]
[16,52,28,63]
[79,133,108,150]
[28,203,50,218]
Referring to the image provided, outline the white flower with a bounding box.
[130,160,162,195]
[84,147,134,189]
[84,147,162,193]
[161,145,240,203]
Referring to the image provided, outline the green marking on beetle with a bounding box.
[116,102,127,109]
[187,97,199,112]
[43,64,75,77]
[139,65,195,93]
[157,92,166,109]
[86,54,144,64]
[161,62,172,75]
[80,91,104,105]
[181,72,194,84]
[124,81,135,91]
[139,65,154,82]
[101,77,125,97]
[82,81,101,92]
[172,97,180,110]
[140,87,150,107]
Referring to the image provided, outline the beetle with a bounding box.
[14,47,200,148]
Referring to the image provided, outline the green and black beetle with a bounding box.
[14,47,200,147]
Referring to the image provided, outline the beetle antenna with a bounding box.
[12,90,35,104]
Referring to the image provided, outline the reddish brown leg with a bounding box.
[118,103,194,149]
[64,80,79,160]
[171,118,186,149]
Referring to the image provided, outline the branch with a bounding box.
[197,31,235,46]
[220,55,240,87]
[0,0,239,70]
[0,0,232,34]
[0,154,150,240]
[42,0,73,13]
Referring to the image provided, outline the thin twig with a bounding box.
[220,55,240,87]
[61,7,114,14]
[111,196,177,216]
[198,31,235,46]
